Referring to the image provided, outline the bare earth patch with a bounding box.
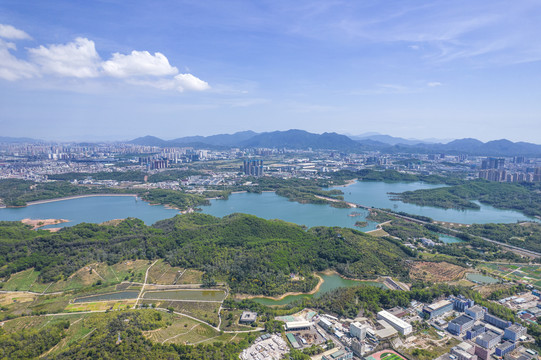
[21,218,68,230]
[410,261,467,282]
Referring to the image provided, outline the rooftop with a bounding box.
[240,311,257,322]
[428,300,452,311]
[476,330,501,346]
[450,315,474,326]
[507,324,526,332]
[467,305,485,312]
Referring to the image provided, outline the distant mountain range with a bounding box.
[2,132,540,156]
[128,130,541,156]
[0,136,43,143]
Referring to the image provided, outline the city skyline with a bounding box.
[1,0,541,142]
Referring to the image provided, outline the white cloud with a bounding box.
[427,82,442,87]
[0,24,210,92]
[129,73,210,92]
[102,51,178,78]
[174,73,210,92]
[0,39,38,81]
[28,37,101,78]
[0,24,31,40]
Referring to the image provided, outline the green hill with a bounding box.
[0,213,411,296]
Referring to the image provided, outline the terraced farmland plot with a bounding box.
[410,261,466,282]
[147,260,184,285]
[1,268,46,292]
[142,289,226,301]
[177,269,204,284]
[73,291,139,303]
[66,300,135,312]
[142,300,221,327]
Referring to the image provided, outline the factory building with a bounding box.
[465,305,486,320]
[450,342,478,360]
[495,341,515,357]
[423,299,454,319]
[319,318,333,332]
[285,321,311,331]
[447,315,475,335]
[377,310,412,335]
[504,324,527,342]
[466,324,486,340]
[454,296,475,312]
[484,313,512,330]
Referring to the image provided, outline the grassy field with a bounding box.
[142,300,221,326]
[143,312,252,345]
[142,289,226,301]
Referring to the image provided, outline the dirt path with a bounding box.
[135,260,158,309]
[161,324,200,344]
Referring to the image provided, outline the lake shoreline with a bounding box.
[25,194,139,206]
[235,269,384,302]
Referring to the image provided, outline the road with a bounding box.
[315,192,541,258]
[366,204,541,259]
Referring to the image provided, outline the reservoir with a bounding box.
[333,181,536,224]
[252,273,386,306]
[0,195,179,228]
[0,181,534,229]
[201,192,378,230]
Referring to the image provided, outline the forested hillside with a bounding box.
[0,213,411,296]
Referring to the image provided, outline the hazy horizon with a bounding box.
[1,1,540,142]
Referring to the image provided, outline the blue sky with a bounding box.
[1,0,540,142]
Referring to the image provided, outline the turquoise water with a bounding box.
[0,181,534,230]
[334,181,536,224]
[201,192,379,230]
[438,234,463,244]
[0,196,180,228]
[466,273,499,284]
[252,273,385,306]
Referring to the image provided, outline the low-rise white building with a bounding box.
[377,310,412,335]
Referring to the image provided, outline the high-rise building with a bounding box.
[481,158,505,170]
[242,159,264,176]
